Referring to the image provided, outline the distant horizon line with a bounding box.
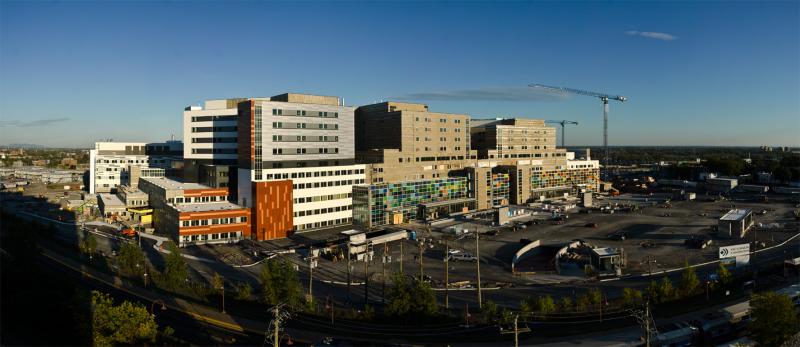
[1,144,797,150]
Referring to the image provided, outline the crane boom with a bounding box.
[545,120,579,148]
[530,83,627,177]
[530,84,627,102]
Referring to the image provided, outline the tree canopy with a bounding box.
[90,291,160,347]
[748,292,800,346]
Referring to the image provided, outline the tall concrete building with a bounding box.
[89,141,182,194]
[355,101,476,183]
[353,104,599,228]
[182,98,249,189]
[234,93,366,239]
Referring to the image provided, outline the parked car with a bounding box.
[447,252,478,262]
[513,222,527,229]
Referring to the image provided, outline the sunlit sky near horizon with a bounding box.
[1,1,798,148]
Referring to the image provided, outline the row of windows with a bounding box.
[272,135,338,142]
[192,148,237,154]
[191,137,237,143]
[169,195,227,204]
[272,122,339,130]
[181,216,247,227]
[273,108,339,118]
[265,168,364,180]
[191,115,237,122]
[191,126,237,133]
[414,117,464,124]
[294,204,352,217]
[294,217,352,231]
[292,178,365,189]
[98,159,170,165]
[294,192,352,204]
[180,231,241,243]
[272,148,339,155]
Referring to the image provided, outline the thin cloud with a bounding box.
[0,117,70,127]
[394,86,568,102]
[625,30,677,41]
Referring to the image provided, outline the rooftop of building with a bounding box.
[172,201,247,213]
[98,193,125,207]
[591,247,622,257]
[470,118,548,128]
[720,208,752,221]
[140,177,209,191]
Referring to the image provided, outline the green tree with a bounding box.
[481,300,498,322]
[537,295,556,315]
[576,293,591,312]
[162,243,188,290]
[558,297,573,312]
[587,288,603,311]
[410,279,437,316]
[500,308,514,324]
[622,287,643,307]
[259,261,278,304]
[258,259,303,308]
[647,280,660,302]
[385,273,412,317]
[117,242,145,278]
[680,260,699,296]
[234,281,252,301]
[211,272,224,295]
[519,299,532,318]
[90,291,160,347]
[748,292,800,346]
[717,262,732,285]
[658,277,675,302]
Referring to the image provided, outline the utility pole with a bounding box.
[308,245,314,302]
[500,314,530,347]
[418,239,425,282]
[476,228,482,308]
[273,307,280,347]
[364,242,370,306]
[347,242,352,302]
[634,301,656,347]
[444,239,449,309]
[399,240,404,274]
[382,243,388,305]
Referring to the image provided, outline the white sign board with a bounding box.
[719,244,750,259]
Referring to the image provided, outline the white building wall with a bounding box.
[240,164,367,231]
[183,104,239,161]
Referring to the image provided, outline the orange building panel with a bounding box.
[183,187,229,198]
[178,208,251,238]
[252,180,293,240]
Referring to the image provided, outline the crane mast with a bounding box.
[545,120,579,148]
[530,84,627,176]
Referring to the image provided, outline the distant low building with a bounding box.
[718,209,754,239]
[707,177,738,193]
[138,177,249,247]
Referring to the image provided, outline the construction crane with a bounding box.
[530,84,627,170]
[545,120,579,148]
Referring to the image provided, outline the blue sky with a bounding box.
[1,1,798,147]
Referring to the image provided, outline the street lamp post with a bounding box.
[220,279,226,314]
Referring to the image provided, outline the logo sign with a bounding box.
[719,244,750,259]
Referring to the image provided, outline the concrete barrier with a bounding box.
[511,239,540,274]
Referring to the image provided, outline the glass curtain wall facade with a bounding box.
[353,177,469,227]
[530,167,600,196]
